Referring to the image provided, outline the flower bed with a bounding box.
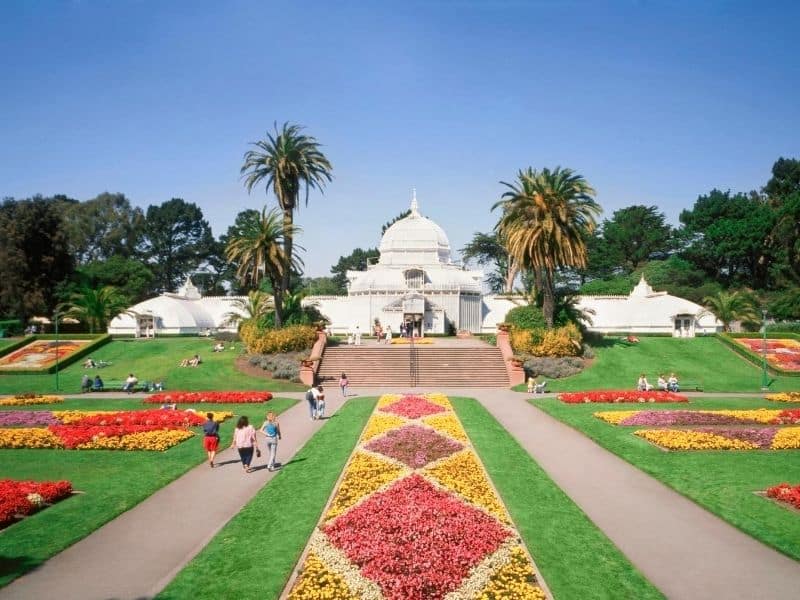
[389,337,434,345]
[595,409,800,427]
[734,338,800,371]
[559,390,688,404]
[766,483,800,510]
[766,392,800,403]
[635,427,800,450]
[288,393,546,599]
[0,409,231,451]
[0,394,64,406]
[0,409,232,428]
[144,391,273,404]
[0,479,72,529]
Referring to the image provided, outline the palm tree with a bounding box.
[702,290,760,332]
[59,286,129,333]
[493,167,600,327]
[224,290,274,328]
[240,122,333,325]
[225,207,303,326]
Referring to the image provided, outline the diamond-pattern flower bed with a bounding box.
[595,409,799,427]
[364,424,462,468]
[766,483,800,510]
[380,395,445,419]
[323,474,511,599]
[0,411,60,426]
[287,393,547,599]
[635,427,800,450]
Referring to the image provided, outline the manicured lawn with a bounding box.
[452,397,663,600]
[157,397,376,600]
[0,338,19,352]
[0,396,297,588]
[514,336,800,393]
[534,396,800,561]
[0,338,305,395]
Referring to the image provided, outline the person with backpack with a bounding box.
[259,412,282,471]
[306,385,322,420]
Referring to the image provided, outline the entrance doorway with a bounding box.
[402,314,423,338]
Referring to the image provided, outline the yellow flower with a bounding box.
[325,452,407,520]
[0,428,63,449]
[765,392,800,403]
[422,413,468,441]
[424,393,452,409]
[771,427,800,450]
[52,410,111,424]
[0,395,64,406]
[713,409,782,424]
[359,414,406,442]
[288,551,358,599]
[478,546,546,600]
[376,394,403,409]
[78,430,194,451]
[635,429,757,450]
[593,411,639,425]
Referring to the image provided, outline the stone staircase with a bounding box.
[316,344,510,387]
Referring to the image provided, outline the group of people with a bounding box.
[305,385,326,420]
[637,372,680,392]
[81,374,104,392]
[372,322,393,343]
[203,411,283,472]
[178,354,202,367]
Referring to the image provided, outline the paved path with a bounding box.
[347,386,800,600]
[0,391,335,600]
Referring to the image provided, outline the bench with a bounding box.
[82,380,166,393]
[679,382,704,392]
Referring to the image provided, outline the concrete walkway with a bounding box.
[0,391,338,600]
[3,387,800,599]
[347,386,800,600]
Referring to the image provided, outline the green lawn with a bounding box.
[0,396,297,588]
[158,397,376,600]
[0,338,18,352]
[534,396,800,561]
[0,338,305,395]
[452,397,662,600]
[515,336,800,393]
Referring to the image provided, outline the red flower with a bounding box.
[559,390,688,404]
[144,391,273,404]
[0,479,72,529]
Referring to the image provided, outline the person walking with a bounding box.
[81,374,91,393]
[339,372,349,397]
[202,412,220,468]
[316,387,326,419]
[231,416,258,473]
[385,325,392,344]
[354,326,362,346]
[306,385,320,420]
[260,411,282,471]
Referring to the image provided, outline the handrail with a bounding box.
[409,336,419,387]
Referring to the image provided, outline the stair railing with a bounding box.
[409,335,419,387]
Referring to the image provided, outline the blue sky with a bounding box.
[1,1,798,276]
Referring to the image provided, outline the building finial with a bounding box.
[410,188,420,216]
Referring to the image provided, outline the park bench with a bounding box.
[81,380,166,393]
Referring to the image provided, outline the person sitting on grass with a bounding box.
[668,372,680,392]
[212,342,225,352]
[637,374,652,391]
[657,374,668,391]
[92,375,104,391]
[189,354,202,367]
[83,357,96,369]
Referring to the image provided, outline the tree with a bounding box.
[59,285,129,333]
[493,167,600,327]
[601,205,673,271]
[679,189,775,288]
[139,198,214,293]
[329,247,380,294]
[224,290,274,328]
[59,192,145,264]
[0,196,74,320]
[460,231,517,293]
[301,276,341,296]
[240,122,333,326]
[225,207,302,325]
[701,290,760,332]
[764,157,800,204]
[76,256,154,304]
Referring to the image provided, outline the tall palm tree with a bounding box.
[59,286,129,333]
[702,290,760,332]
[493,167,600,327]
[225,207,303,326]
[240,122,333,324]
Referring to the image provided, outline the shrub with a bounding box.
[767,322,800,334]
[0,319,23,335]
[239,322,316,354]
[523,356,585,379]
[505,305,546,330]
[511,322,582,357]
[214,331,240,343]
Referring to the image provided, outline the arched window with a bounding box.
[404,269,425,289]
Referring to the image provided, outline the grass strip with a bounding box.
[157,397,376,600]
[0,397,296,587]
[452,397,664,600]
[534,396,800,561]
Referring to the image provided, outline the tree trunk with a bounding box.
[504,258,518,294]
[277,206,294,328]
[541,268,555,329]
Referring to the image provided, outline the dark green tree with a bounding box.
[460,232,516,293]
[139,198,214,293]
[330,248,380,293]
[764,157,800,204]
[601,205,673,271]
[0,196,74,320]
[301,277,341,296]
[76,256,154,304]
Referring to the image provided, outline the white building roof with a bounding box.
[378,190,452,266]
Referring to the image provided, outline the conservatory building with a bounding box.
[307,193,521,335]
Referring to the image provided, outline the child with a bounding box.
[527,376,536,394]
[260,412,282,471]
[339,372,349,397]
[316,386,326,419]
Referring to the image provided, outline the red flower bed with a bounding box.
[322,474,510,599]
[772,410,800,425]
[144,391,273,404]
[0,479,72,528]
[559,390,688,404]
[766,483,800,510]
[48,424,184,448]
[70,409,205,428]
